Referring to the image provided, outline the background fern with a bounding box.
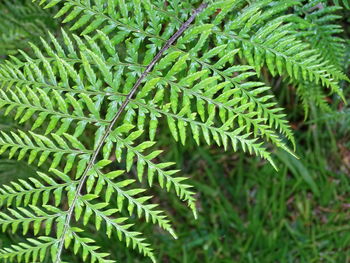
[0,0,349,262]
[0,0,58,59]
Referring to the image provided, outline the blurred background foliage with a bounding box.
[0,0,349,262]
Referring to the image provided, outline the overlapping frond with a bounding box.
[218,0,347,92]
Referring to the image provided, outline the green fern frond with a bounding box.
[221,1,347,92]
[0,205,62,236]
[78,198,155,261]
[332,0,350,8]
[92,162,177,239]
[296,81,332,118]
[70,231,115,263]
[294,1,346,69]
[0,236,57,263]
[0,0,347,262]
[0,0,57,57]
[0,171,75,208]
[0,130,91,170]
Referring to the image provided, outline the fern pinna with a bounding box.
[0,0,348,262]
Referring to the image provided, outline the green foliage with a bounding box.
[333,0,350,8]
[295,1,346,69]
[0,0,57,58]
[291,0,349,116]
[0,0,348,262]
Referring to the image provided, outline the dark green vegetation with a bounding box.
[0,0,349,262]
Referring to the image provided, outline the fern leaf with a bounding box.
[70,231,115,263]
[0,130,91,172]
[0,205,62,236]
[33,0,299,150]
[332,0,350,8]
[91,161,177,239]
[78,198,155,262]
[0,173,74,208]
[0,0,57,57]
[0,0,347,262]
[294,1,346,69]
[0,236,57,263]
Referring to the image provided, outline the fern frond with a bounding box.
[34,0,343,146]
[0,2,293,260]
[296,82,332,118]
[0,171,77,208]
[309,108,350,123]
[78,198,155,262]
[1,0,347,262]
[91,161,177,238]
[0,236,57,263]
[0,130,91,172]
[218,1,347,91]
[332,0,350,8]
[0,0,57,57]
[70,231,115,263]
[295,1,346,69]
[0,205,62,236]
